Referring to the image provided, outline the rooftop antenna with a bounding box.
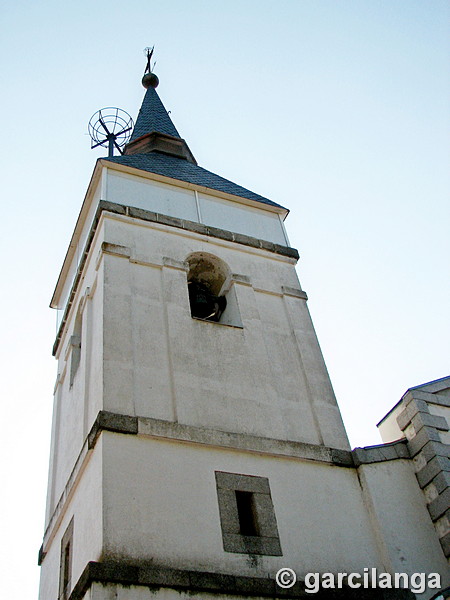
[88,107,134,157]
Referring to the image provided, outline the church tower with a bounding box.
[38,58,448,600]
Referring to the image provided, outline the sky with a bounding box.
[1,1,449,597]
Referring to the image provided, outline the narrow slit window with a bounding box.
[69,309,82,387]
[62,541,71,595]
[59,518,74,600]
[235,491,259,536]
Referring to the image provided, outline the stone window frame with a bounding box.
[215,471,282,556]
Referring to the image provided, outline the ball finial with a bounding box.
[142,72,159,89]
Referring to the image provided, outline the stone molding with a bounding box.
[138,414,353,466]
[87,411,138,449]
[114,202,300,258]
[281,285,308,300]
[352,440,410,467]
[68,561,415,600]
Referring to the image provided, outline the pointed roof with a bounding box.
[129,85,180,141]
[103,67,286,211]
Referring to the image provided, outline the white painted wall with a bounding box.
[378,402,404,444]
[197,192,287,245]
[99,214,348,449]
[106,171,287,245]
[102,433,382,578]
[46,228,105,521]
[101,432,449,598]
[358,459,450,598]
[107,171,199,222]
[85,584,271,600]
[39,442,103,600]
[45,200,348,573]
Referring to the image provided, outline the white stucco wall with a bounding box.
[105,171,288,246]
[107,171,199,221]
[378,402,405,444]
[99,214,348,449]
[85,584,272,600]
[358,459,450,598]
[45,200,348,571]
[47,229,105,521]
[102,432,382,579]
[39,442,103,600]
[197,192,287,245]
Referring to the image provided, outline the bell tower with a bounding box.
[39,56,446,600]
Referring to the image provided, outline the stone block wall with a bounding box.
[395,379,450,561]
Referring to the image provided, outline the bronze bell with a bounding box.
[188,281,227,322]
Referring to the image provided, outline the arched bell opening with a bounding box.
[186,253,229,322]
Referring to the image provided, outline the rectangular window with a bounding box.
[215,471,282,556]
[59,518,74,600]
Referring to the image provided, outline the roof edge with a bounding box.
[402,375,450,396]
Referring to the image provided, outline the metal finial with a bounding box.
[142,46,159,89]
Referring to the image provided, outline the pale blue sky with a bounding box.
[1,1,449,597]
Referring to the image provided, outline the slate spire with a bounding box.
[124,50,196,164]
[108,52,283,209]
[129,85,181,142]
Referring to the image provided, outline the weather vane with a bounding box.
[142,46,159,89]
[144,46,156,74]
[88,107,134,157]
